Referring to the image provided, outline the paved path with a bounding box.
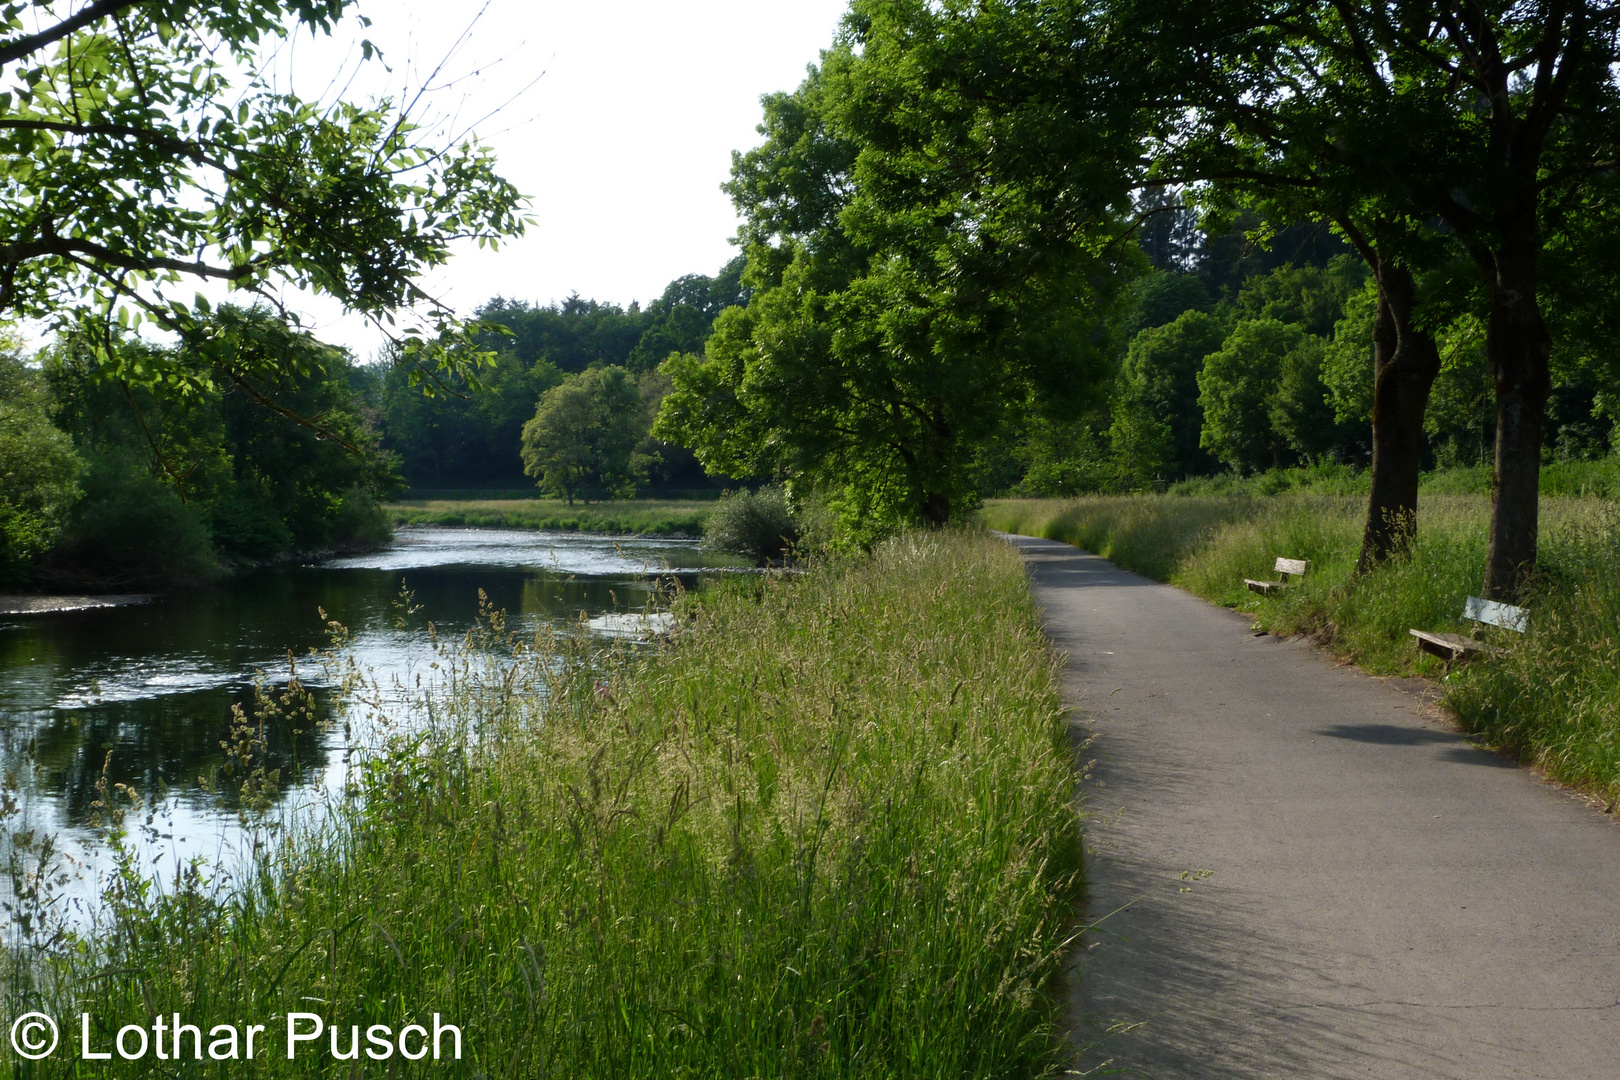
[1007,535,1620,1079]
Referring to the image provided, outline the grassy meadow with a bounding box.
[986,488,1620,800]
[386,496,713,536]
[8,531,1085,1077]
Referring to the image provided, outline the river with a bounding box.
[0,527,739,922]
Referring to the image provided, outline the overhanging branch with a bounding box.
[0,0,139,67]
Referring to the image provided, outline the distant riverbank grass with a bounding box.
[386,496,712,536]
[986,492,1620,800]
[17,531,1083,1077]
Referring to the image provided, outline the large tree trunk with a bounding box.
[1357,262,1441,572]
[1481,236,1553,600]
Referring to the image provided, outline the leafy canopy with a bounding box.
[0,0,526,393]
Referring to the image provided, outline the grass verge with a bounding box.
[385,497,712,536]
[8,530,1084,1077]
[985,492,1620,800]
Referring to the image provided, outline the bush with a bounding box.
[329,486,394,551]
[702,485,801,563]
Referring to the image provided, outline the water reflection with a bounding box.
[0,527,737,914]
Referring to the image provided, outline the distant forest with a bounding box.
[370,258,748,491]
[979,207,1613,497]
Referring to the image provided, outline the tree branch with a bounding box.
[0,0,139,68]
[0,225,278,284]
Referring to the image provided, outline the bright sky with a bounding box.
[285,0,850,361]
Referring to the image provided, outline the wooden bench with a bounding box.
[1245,556,1309,596]
[1409,596,1529,663]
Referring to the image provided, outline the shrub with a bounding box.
[703,485,800,563]
[329,486,393,551]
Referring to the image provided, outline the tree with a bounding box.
[0,337,81,583]
[656,1,1131,533]
[0,1,526,403]
[520,366,647,505]
[1426,316,1495,467]
[1231,259,1365,338]
[379,341,563,488]
[626,257,749,372]
[1135,187,1204,271]
[1321,282,1378,432]
[378,261,751,490]
[1396,1,1620,596]
[1113,309,1228,478]
[1119,271,1213,340]
[1197,319,1303,473]
[1541,175,1620,458]
[1269,337,1342,463]
[1060,0,1458,567]
[793,0,1449,561]
[1107,403,1175,487]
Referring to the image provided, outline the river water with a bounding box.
[0,527,738,921]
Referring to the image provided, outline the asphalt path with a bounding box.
[1005,534,1620,1079]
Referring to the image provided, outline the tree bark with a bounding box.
[1356,262,1442,572]
[1480,233,1553,600]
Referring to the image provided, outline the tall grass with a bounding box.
[986,492,1620,799]
[986,494,1258,582]
[385,497,712,536]
[1446,509,1620,791]
[6,531,1083,1077]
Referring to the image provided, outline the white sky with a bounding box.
[282,0,850,361]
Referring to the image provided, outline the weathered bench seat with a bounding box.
[1246,556,1309,596]
[1410,596,1528,664]
[1409,629,1495,662]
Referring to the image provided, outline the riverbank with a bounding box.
[386,496,712,536]
[12,530,1083,1076]
[986,493,1620,801]
[0,593,153,615]
[17,534,393,596]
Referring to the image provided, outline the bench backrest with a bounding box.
[1273,557,1309,578]
[1463,595,1529,633]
